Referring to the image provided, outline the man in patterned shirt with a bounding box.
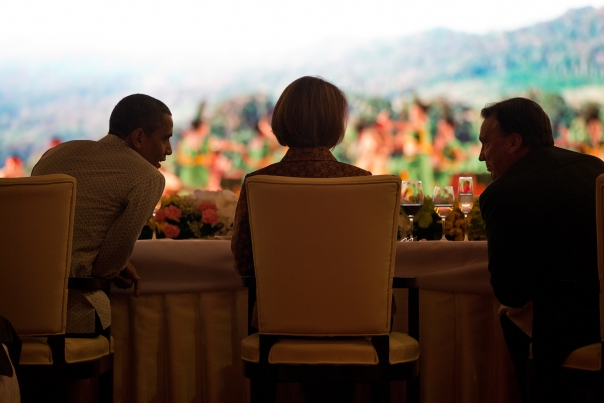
[32,94,172,335]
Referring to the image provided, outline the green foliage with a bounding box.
[401,197,443,241]
[467,204,487,241]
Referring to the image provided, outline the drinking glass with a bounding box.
[433,185,455,241]
[458,176,474,241]
[401,181,424,241]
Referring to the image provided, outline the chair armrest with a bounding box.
[241,276,256,288]
[68,277,111,291]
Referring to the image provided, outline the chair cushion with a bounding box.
[19,336,114,365]
[389,332,421,364]
[241,332,419,365]
[561,342,602,372]
[19,337,52,365]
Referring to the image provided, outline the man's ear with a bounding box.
[129,128,145,150]
[508,133,524,154]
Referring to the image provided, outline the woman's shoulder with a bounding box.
[243,159,371,180]
[331,161,372,177]
[243,162,282,179]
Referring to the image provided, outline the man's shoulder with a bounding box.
[34,137,162,182]
[40,139,94,157]
[535,146,604,166]
[481,146,604,210]
[93,136,160,179]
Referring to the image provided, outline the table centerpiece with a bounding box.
[139,189,238,239]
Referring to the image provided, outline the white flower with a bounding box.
[191,189,238,235]
[216,190,237,210]
[216,191,237,216]
[216,190,238,228]
[219,204,237,225]
[193,189,217,204]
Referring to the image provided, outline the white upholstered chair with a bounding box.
[0,174,114,403]
[240,175,420,403]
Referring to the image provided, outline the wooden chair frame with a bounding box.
[242,276,420,403]
[17,278,114,403]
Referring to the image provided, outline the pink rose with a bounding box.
[163,223,181,238]
[198,201,216,213]
[202,207,219,225]
[164,205,182,221]
[154,209,166,223]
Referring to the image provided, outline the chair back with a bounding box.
[0,174,76,336]
[596,174,604,341]
[246,175,400,336]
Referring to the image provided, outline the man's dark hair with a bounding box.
[481,97,554,149]
[109,94,172,139]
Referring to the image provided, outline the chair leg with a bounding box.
[250,378,261,403]
[407,375,420,403]
[526,359,534,403]
[371,381,391,403]
[250,378,277,403]
[19,372,66,403]
[99,369,114,403]
[53,371,68,403]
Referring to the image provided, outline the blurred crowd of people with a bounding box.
[2,91,603,196]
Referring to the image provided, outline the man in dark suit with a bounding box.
[478,98,603,402]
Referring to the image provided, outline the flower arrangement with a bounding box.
[399,196,486,241]
[140,190,238,239]
[444,201,486,241]
[399,197,442,241]
[444,203,466,241]
[467,205,487,241]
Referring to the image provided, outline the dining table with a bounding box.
[109,239,519,403]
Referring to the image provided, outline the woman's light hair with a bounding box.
[271,76,347,148]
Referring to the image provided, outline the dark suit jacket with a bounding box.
[480,146,603,365]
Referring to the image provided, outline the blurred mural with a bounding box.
[1,6,604,195]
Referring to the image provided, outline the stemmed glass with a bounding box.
[458,176,474,241]
[401,181,424,241]
[433,186,455,241]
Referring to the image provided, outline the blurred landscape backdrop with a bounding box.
[1,6,603,194]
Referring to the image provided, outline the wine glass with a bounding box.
[458,176,474,241]
[433,185,455,241]
[401,181,424,241]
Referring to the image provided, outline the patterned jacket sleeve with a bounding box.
[92,172,165,278]
[231,174,254,276]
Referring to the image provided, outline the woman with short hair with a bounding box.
[232,76,371,278]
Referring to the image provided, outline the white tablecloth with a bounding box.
[110,239,519,403]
